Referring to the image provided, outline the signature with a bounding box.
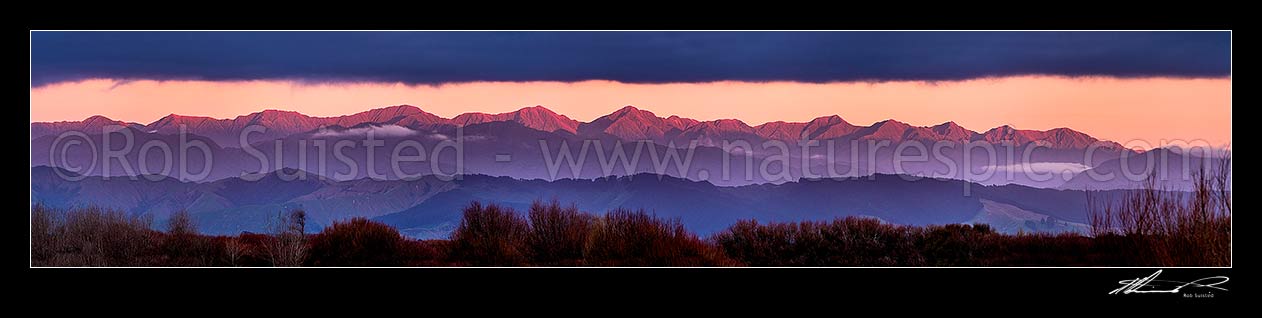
[1110,270,1229,295]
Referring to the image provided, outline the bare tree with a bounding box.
[31,204,60,266]
[55,206,154,266]
[266,210,308,267]
[166,210,197,236]
[163,210,213,266]
[1087,153,1231,266]
[222,237,248,267]
[1214,150,1231,216]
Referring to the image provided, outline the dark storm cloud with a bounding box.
[30,31,1231,86]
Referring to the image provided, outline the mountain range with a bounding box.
[32,105,1123,150]
[33,105,1220,190]
[31,105,1225,238]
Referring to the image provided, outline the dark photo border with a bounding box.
[23,10,1234,305]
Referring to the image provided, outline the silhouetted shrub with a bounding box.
[713,217,923,266]
[161,210,213,266]
[449,202,529,266]
[822,217,923,266]
[52,206,158,266]
[307,217,409,266]
[712,220,798,266]
[918,224,996,266]
[586,209,733,266]
[527,200,593,265]
[402,240,448,266]
[988,232,1098,266]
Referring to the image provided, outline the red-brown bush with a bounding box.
[307,217,409,266]
[527,200,593,265]
[713,217,927,266]
[449,202,530,266]
[585,209,734,266]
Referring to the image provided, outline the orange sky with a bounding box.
[29,76,1231,147]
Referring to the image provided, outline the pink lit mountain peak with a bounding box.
[33,104,1122,150]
